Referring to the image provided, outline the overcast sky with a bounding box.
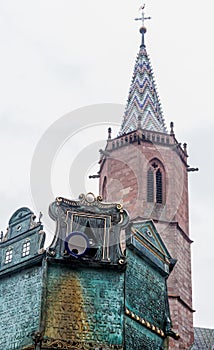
[0,0,213,328]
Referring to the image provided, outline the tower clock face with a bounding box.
[65,232,89,257]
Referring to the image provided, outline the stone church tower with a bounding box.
[99,11,194,350]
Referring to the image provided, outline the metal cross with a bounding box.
[135,4,151,26]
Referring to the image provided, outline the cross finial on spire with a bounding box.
[135,4,151,27]
[135,4,151,47]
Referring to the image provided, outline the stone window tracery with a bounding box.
[147,159,165,204]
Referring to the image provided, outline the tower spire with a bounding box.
[119,5,167,135]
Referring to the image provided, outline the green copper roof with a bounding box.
[190,327,214,350]
[120,40,167,135]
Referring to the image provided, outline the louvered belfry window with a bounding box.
[156,169,163,203]
[147,169,154,202]
[147,160,164,204]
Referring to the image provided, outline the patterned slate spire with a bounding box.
[120,9,167,135]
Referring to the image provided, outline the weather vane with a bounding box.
[135,4,151,27]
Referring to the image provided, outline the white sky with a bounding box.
[0,0,213,328]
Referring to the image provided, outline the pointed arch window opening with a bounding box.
[147,160,165,204]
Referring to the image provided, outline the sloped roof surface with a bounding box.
[190,328,214,350]
[120,45,167,135]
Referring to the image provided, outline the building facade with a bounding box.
[0,194,177,349]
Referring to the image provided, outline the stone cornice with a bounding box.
[168,294,195,313]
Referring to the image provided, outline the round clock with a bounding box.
[65,231,89,258]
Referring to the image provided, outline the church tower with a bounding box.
[99,8,194,350]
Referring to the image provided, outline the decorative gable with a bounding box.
[125,219,179,345]
[0,208,45,275]
[127,220,176,276]
[8,207,35,239]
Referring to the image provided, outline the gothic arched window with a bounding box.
[147,160,165,204]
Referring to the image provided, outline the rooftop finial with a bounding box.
[135,4,151,47]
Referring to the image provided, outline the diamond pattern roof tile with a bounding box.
[120,45,167,135]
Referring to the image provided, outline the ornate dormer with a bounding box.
[48,193,129,267]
